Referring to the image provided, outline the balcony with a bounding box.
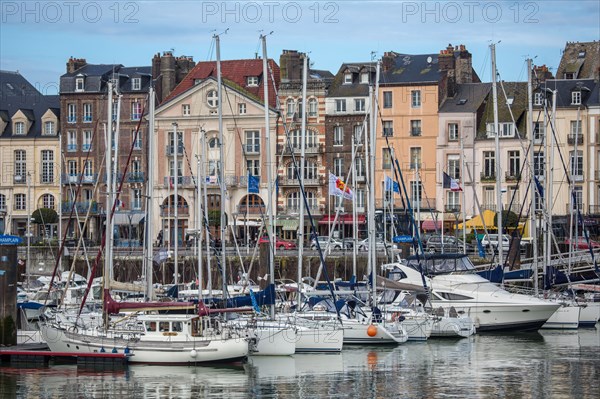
[278,204,323,215]
[163,176,195,187]
[62,173,97,184]
[567,134,584,145]
[279,176,323,186]
[236,204,266,215]
[566,203,585,214]
[62,201,98,214]
[67,143,77,152]
[160,204,189,217]
[81,173,98,184]
[444,205,461,213]
[589,205,600,215]
[82,144,92,152]
[165,144,184,156]
[13,174,26,184]
[277,143,324,155]
[127,172,145,183]
[505,171,521,181]
[480,172,496,181]
[507,202,522,213]
[570,173,584,182]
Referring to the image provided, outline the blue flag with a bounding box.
[384,175,400,193]
[534,176,544,199]
[248,175,259,194]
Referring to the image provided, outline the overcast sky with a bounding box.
[1,1,599,94]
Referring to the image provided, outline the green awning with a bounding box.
[277,219,299,231]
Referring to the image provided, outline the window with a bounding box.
[333,126,344,145]
[208,137,219,148]
[132,189,142,210]
[207,90,218,108]
[570,120,582,136]
[207,160,220,177]
[353,125,364,144]
[14,150,26,180]
[67,160,78,179]
[75,77,84,92]
[247,76,259,86]
[132,129,142,150]
[168,130,183,155]
[246,159,260,176]
[0,194,6,211]
[569,150,583,178]
[360,72,369,84]
[82,130,92,151]
[169,160,183,179]
[67,131,77,152]
[44,121,55,135]
[355,98,365,112]
[333,157,344,176]
[245,130,260,154]
[286,98,295,116]
[572,91,581,105]
[308,98,318,116]
[297,98,303,116]
[42,194,55,209]
[484,186,495,209]
[182,104,190,116]
[335,99,346,113]
[483,151,495,178]
[83,103,92,122]
[83,160,94,182]
[382,148,392,169]
[382,121,393,137]
[355,157,365,179]
[571,186,583,210]
[15,193,26,210]
[132,159,141,176]
[534,92,543,106]
[344,73,353,84]
[355,189,365,208]
[410,147,421,170]
[565,73,574,79]
[411,90,421,107]
[448,123,458,141]
[131,101,142,121]
[41,150,54,184]
[287,191,301,210]
[14,121,25,135]
[410,120,422,136]
[68,103,76,123]
[131,78,141,90]
[533,151,545,177]
[289,129,317,150]
[508,150,520,178]
[112,101,118,121]
[239,103,246,115]
[486,122,515,138]
[448,156,460,180]
[83,189,93,202]
[383,91,392,108]
[410,181,422,205]
[533,122,545,141]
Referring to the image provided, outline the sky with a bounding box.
[1,0,599,95]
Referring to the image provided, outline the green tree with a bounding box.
[494,210,519,233]
[32,208,58,225]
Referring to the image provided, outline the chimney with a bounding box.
[382,52,396,72]
[438,44,455,71]
[67,57,87,73]
[455,44,473,84]
[533,64,554,82]
[279,50,303,82]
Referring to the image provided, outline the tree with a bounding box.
[32,208,58,225]
[494,210,519,233]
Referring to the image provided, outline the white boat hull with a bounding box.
[294,325,344,353]
[542,305,581,330]
[247,326,296,356]
[430,316,476,338]
[341,320,408,344]
[578,302,600,327]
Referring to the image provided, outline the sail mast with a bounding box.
[215,34,227,299]
[297,52,308,306]
[491,43,503,268]
[145,85,155,299]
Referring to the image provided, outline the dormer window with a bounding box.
[360,72,369,84]
[14,121,25,135]
[247,76,259,86]
[207,90,218,108]
[44,121,55,135]
[564,72,574,80]
[132,78,141,90]
[534,92,543,106]
[578,51,586,58]
[344,73,352,84]
[506,97,514,106]
[75,76,85,92]
[571,91,581,105]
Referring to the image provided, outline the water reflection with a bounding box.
[1,329,598,398]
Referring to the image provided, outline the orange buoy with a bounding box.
[367,324,378,337]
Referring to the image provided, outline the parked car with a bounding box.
[480,234,527,252]
[310,236,344,250]
[258,236,297,250]
[425,235,473,253]
[564,237,600,250]
[357,238,397,251]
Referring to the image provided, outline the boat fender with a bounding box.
[190,349,197,358]
[124,347,130,354]
[367,325,378,337]
[112,347,118,353]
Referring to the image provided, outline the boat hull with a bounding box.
[541,305,581,330]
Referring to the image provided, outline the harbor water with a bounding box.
[1,329,599,398]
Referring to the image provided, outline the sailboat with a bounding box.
[39,81,249,364]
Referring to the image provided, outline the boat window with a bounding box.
[438,292,473,301]
[159,322,169,332]
[172,322,182,332]
[146,321,157,332]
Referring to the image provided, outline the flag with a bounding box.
[248,175,260,194]
[442,171,462,192]
[384,175,400,193]
[534,176,544,199]
[329,173,354,200]
[153,249,169,265]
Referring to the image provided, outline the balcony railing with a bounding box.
[160,204,189,217]
[480,172,496,181]
[62,201,98,214]
[570,173,584,182]
[163,176,195,187]
[82,143,92,152]
[277,143,324,155]
[236,204,266,214]
[279,176,323,186]
[81,173,98,184]
[165,144,184,156]
[62,173,97,184]
[566,203,585,214]
[67,143,77,152]
[127,172,145,183]
[505,171,521,181]
[567,134,584,145]
[589,205,600,215]
[444,205,461,213]
[13,174,26,184]
[277,205,322,215]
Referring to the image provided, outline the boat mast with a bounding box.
[368,60,380,307]
[526,58,538,295]
[173,121,179,286]
[145,85,155,299]
[104,80,114,291]
[545,88,557,289]
[215,33,227,299]
[261,33,276,319]
[490,43,503,268]
[297,52,308,306]
[197,129,204,297]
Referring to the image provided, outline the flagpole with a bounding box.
[246,169,249,255]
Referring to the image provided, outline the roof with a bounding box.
[380,53,441,84]
[328,62,376,97]
[556,41,600,80]
[477,81,528,139]
[0,70,60,138]
[60,63,151,94]
[439,83,491,113]
[162,58,280,107]
[536,79,597,107]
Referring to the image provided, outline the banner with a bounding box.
[329,173,353,200]
[248,175,260,194]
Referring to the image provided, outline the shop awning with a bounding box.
[421,219,442,231]
[278,219,300,231]
[318,214,366,225]
[112,212,145,226]
[457,210,496,230]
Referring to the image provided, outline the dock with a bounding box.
[0,346,130,369]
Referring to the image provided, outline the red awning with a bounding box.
[318,214,366,225]
[421,220,442,231]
